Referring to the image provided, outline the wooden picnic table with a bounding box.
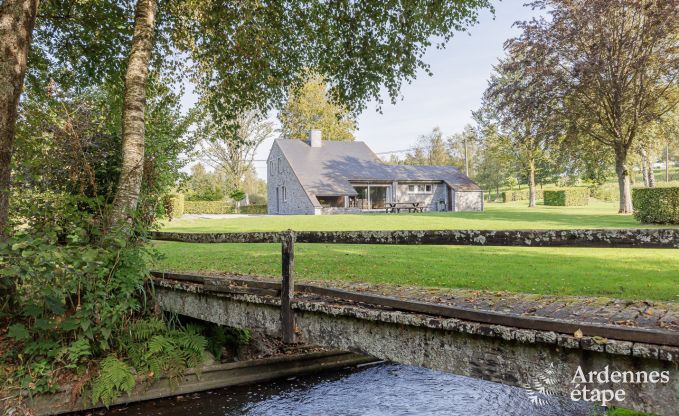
[385,202,424,213]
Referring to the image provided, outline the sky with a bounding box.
[181,1,543,179]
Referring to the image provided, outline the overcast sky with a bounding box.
[181,2,543,179]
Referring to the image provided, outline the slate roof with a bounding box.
[274,139,482,197]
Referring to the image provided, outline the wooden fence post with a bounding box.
[281,229,296,343]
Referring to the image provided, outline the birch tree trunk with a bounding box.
[109,0,157,226]
[0,0,39,238]
[527,159,537,208]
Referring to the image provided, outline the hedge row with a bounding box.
[590,181,679,202]
[501,189,545,203]
[632,187,679,224]
[184,200,267,215]
[184,200,233,214]
[544,188,589,206]
[165,194,184,219]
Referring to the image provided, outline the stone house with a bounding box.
[267,131,484,215]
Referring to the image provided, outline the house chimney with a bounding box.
[309,129,322,147]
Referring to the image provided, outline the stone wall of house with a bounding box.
[453,190,484,212]
[267,143,317,215]
[394,182,447,211]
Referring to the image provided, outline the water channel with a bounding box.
[103,362,600,416]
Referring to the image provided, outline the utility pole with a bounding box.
[463,134,469,177]
[666,141,670,182]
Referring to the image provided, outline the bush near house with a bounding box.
[183,200,267,215]
[501,189,544,202]
[544,188,589,206]
[632,187,679,224]
[239,204,267,214]
[184,200,234,214]
[165,193,185,219]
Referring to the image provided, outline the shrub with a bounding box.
[183,201,267,214]
[589,183,619,202]
[632,187,679,224]
[544,188,589,206]
[164,193,184,219]
[240,204,267,214]
[501,188,544,203]
[184,200,233,214]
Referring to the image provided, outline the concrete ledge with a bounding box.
[28,350,375,416]
[155,285,679,415]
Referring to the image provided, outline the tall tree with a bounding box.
[447,124,481,178]
[0,0,39,237]
[110,0,158,225]
[404,127,451,166]
[279,75,356,141]
[478,50,563,207]
[106,0,491,223]
[514,0,678,213]
[198,109,274,200]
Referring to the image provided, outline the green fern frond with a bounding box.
[91,355,136,407]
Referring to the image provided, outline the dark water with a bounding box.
[106,363,597,416]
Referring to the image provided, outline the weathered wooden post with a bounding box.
[280,229,296,343]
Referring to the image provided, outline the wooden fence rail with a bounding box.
[150,228,679,345]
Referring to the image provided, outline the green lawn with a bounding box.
[153,201,679,302]
[161,200,671,232]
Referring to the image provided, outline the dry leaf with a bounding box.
[574,329,583,339]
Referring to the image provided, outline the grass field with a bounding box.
[154,201,679,301]
[160,200,670,232]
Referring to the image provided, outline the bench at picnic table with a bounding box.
[385,202,425,213]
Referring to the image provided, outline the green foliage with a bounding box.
[501,189,544,203]
[184,200,233,214]
[120,318,207,387]
[279,75,356,141]
[182,201,267,215]
[240,205,267,215]
[185,163,226,202]
[175,0,492,132]
[632,187,679,225]
[590,183,620,202]
[204,326,251,361]
[164,193,185,220]
[229,190,246,202]
[90,356,136,407]
[544,188,589,206]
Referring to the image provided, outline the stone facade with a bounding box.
[266,139,484,215]
[453,190,484,212]
[393,182,448,212]
[267,142,317,215]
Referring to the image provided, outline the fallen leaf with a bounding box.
[574,329,583,339]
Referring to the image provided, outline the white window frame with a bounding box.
[277,158,282,173]
[407,184,433,194]
[282,186,287,202]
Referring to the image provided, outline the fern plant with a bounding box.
[90,355,135,406]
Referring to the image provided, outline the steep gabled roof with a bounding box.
[273,139,481,196]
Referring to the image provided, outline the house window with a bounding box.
[281,186,287,202]
[269,160,274,175]
[408,184,433,194]
[277,158,282,173]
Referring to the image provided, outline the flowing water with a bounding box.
[105,363,598,416]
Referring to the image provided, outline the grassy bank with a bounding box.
[159,201,674,232]
[152,201,679,301]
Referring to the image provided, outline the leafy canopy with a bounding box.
[279,75,356,141]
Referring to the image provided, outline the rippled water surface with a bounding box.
[108,363,596,416]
